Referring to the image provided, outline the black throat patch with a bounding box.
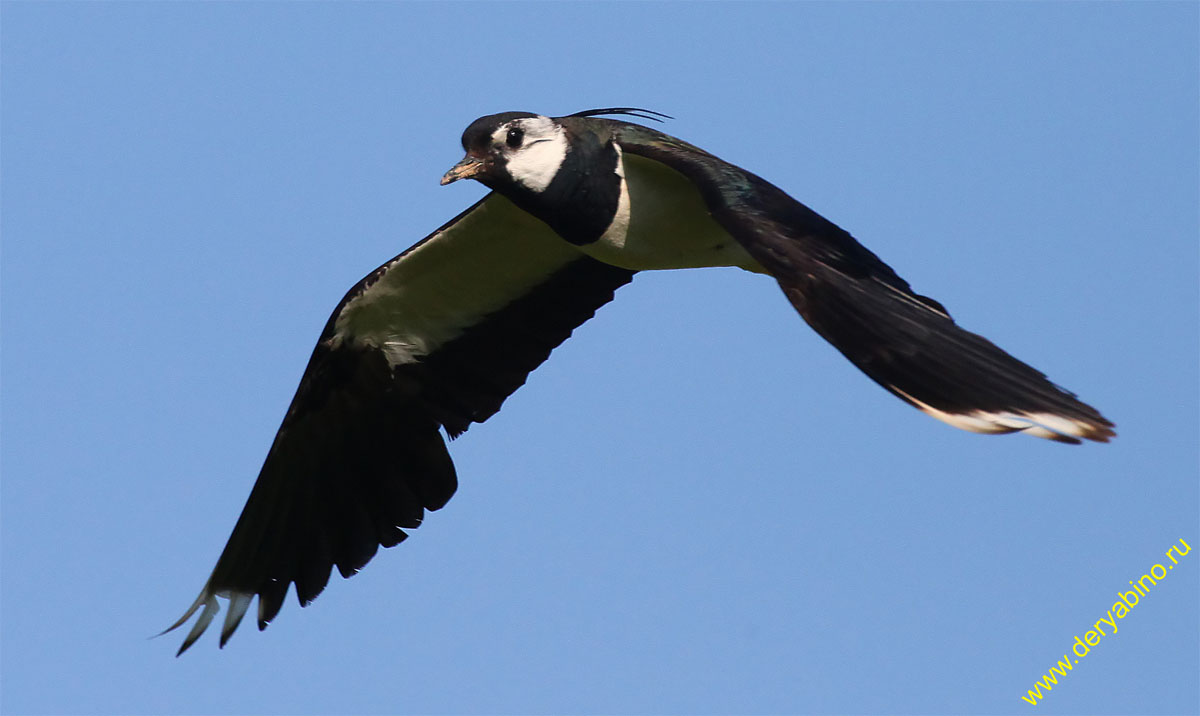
[507,130,624,247]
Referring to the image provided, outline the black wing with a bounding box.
[613,121,1114,444]
[165,193,635,654]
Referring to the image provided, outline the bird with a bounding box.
[163,107,1114,655]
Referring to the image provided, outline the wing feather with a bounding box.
[613,121,1114,443]
[166,193,634,653]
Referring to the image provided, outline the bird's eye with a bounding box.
[505,127,524,149]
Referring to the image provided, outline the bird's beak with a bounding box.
[440,155,486,186]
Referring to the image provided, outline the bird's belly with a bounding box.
[574,152,767,274]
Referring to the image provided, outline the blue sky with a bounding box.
[2,3,1196,714]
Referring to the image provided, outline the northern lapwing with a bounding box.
[165,108,1114,654]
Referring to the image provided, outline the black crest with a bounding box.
[567,107,673,123]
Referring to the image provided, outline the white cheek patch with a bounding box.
[499,117,568,193]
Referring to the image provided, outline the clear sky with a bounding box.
[2,3,1196,715]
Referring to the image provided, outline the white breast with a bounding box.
[576,148,767,274]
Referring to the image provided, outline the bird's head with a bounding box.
[439,108,670,245]
[440,112,569,195]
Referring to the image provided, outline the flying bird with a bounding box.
[165,108,1114,654]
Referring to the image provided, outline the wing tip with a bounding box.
[892,389,1116,444]
[162,587,260,656]
[218,593,253,648]
[1014,411,1116,444]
